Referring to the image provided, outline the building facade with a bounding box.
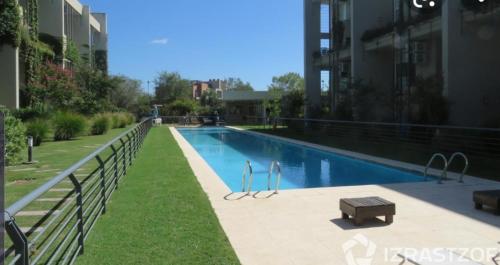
[0,0,108,109]
[192,79,228,100]
[305,0,500,126]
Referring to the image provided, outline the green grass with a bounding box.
[6,126,134,205]
[77,127,240,265]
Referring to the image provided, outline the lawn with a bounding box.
[77,127,240,265]
[5,126,134,205]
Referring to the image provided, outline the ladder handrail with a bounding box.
[424,153,448,184]
[446,152,469,183]
[241,160,254,194]
[267,161,282,194]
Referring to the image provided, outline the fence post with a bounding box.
[126,134,132,166]
[110,145,119,189]
[119,139,127,175]
[95,156,106,214]
[68,173,84,254]
[131,129,137,159]
[5,218,29,265]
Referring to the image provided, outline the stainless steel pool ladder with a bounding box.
[424,153,448,183]
[424,152,470,183]
[445,152,469,183]
[241,160,254,194]
[267,161,282,194]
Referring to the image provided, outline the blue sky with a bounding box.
[83,0,304,91]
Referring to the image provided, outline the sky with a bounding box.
[82,0,304,92]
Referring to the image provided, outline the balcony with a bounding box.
[363,15,441,52]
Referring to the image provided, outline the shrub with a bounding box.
[52,112,87,141]
[117,113,128,128]
[26,119,49,146]
[125,113,135,125]
[90,114,110,135]
[1,107,27,165]
[108,112,120,129]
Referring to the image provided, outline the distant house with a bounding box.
[192,81,210,100]
[221,91,276,123]
[192,79,228,100]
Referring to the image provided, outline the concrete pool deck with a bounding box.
[170,127,500,265]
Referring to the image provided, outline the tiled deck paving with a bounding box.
[171,127,500,265]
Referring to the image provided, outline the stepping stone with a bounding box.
[35,169,60,173]
[36,198,70,202]
[20,227,44,233]
[49,188,73,192]
[17,210,61,217]
[10,168,37,172]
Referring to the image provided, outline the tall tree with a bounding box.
[109,76,144,110]
[268,72,304,92]
[226,77,254,91]
[154,72,192,103]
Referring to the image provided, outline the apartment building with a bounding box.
[192,79,228,100]
[305,0,500,126]
[0,0,108,109]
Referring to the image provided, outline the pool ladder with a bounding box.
[241,160,254,194]
[241,160,282,195]
[424,152,469,184]
[267,161,282,194]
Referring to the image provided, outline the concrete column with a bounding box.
[0,45,20,109]
[77,6,92,62]
[304,0,322,117]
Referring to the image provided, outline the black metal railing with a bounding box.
[3,118,153,265]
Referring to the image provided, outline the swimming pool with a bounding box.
[178,127,429,192]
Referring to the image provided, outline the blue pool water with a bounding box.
[178,127,428,192]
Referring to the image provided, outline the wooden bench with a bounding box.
[340,197,395,226]
[474,190,500,215]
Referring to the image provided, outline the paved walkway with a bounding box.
[171,127,500,265]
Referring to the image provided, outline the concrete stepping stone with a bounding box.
[20,227,44,233]
[35,169,60,173]
[36,198,70,202]
[49,188,73,192]
[17,210,61,217]
[10,168,37,172]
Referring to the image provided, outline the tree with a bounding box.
[268,72,304,92]
[165,98,198,116]
[226,77,254,91]
[109,76,144,110]
[282,89,305,118]
[200,90,225,116]
[409,76,448,124]
[154,72,192,103]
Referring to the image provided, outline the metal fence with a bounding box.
[162,114,500,177]
[3,118,153,265]
[272,117,500,159]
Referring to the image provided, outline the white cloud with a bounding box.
[150,38,169,45]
